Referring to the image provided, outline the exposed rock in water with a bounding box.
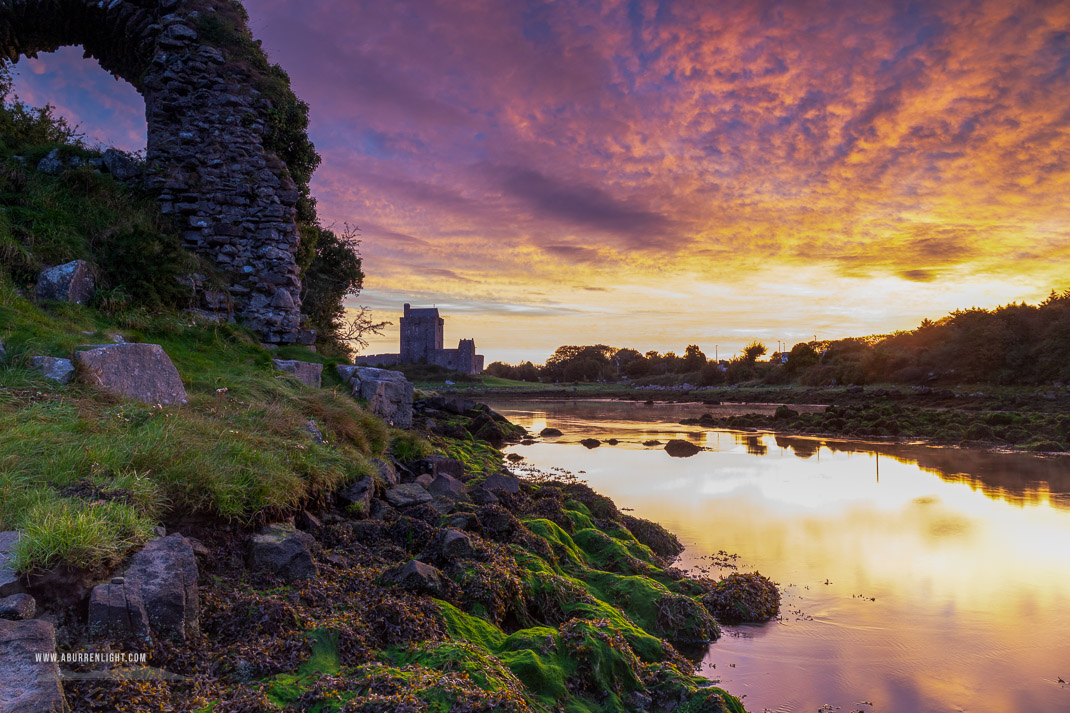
[337,365,414,427]
[0,619,68,712]
[385,483,433,508]
[642,439,662,446]
[247,523,317,581]
[580,438,601,449]
[29,356,75,385]
[701,571,781,623]
[665,439,701,457]
[272,358,322,387]
[73,343,187,405]
[540,427,563,437]
[35,259,95,305]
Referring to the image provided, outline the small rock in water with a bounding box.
[665,439,701,457]
[580,438,601,449]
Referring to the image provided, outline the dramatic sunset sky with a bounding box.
[11,0,1070,362]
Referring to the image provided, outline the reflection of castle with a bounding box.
[355,304,484,375]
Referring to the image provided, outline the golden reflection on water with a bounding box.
[491,399,1070,713]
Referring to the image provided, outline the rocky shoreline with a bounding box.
[2,397,777,713]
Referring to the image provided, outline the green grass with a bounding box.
[0,281,394,572]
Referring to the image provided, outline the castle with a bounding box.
[355,304,485,375]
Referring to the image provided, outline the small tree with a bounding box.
[743,341,767,365]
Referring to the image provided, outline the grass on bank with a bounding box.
[0,275,397,572]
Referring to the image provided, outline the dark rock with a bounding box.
[446,512,479,531]
[273,358,322,387]
[370,458,399,487]
[469,412,507,446]
[88,578,150,642]
[520,438,536,445]
[0,593,35,621]
[337,477,374,516]
[427,473,466,500]
[36,259,94,305]
[846,385,864,394]
[441,529,476,559]
[665,439,702,458]
[580,438,601,449]
[540,427,563,437]
[482,472,520,494]
[605,438,620,445]
[413,455,465,479]
[428,495,457,514]
[381,559,446,597]
[425,396,478,414]
[101,148,140,181]
[29,357,75,385]
[414,474,434,489]
[125,534,199,640]
[73,343,187,405]
[248,523,317,581]
[385,483,433,508]
[469,487,499,506]
[0,531,22,597]
[477,505,521,541]
[0,619,68,712]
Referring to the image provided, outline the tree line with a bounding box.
[486,290,1070,386]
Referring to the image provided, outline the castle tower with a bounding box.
[399,303,444,363]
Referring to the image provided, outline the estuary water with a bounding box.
[487,398,1070,713]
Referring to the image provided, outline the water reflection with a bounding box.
[489,398,1070,713]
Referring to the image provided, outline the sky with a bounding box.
[10,0,1070,363]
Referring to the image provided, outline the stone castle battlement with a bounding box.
[355,304,484,375]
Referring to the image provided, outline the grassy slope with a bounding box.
[0,278,391,571]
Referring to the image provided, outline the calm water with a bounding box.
[487,398,1070,713]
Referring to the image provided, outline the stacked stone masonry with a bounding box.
[0,0,305,342]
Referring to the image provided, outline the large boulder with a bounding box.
[89,534,200,643]
[272,359,322,387]
[0,619,68,712]
[101,148,141,181]
[385,483,433,508]
[0,532,21,597]
[337,366,413,428]
[665,439,702,458]
[28,357,75,385]
[73,343,187,405]
[35,259,95,305]
[248,523,317,581]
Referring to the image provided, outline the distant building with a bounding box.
[355,304,485,375]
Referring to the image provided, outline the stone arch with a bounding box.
[0,0,306,343]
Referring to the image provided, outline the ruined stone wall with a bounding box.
[0,0,306,343]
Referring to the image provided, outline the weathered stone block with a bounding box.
[441,530,476,560]
[339,366,414,428]
[272,359,322,387]
[73,343,187,405]
[370,458,399,487]
[428,474,467,500]
[248,523,317,581]
[28,357,75,385]
[413,455,465,479]
[0,619,68,712]
[35,260,94,304]
[337,477,374,516]
[87,579,150,642]
[125,534,199,640]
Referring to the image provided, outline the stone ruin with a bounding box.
[0,0,307,343]
[356,303,485,375]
